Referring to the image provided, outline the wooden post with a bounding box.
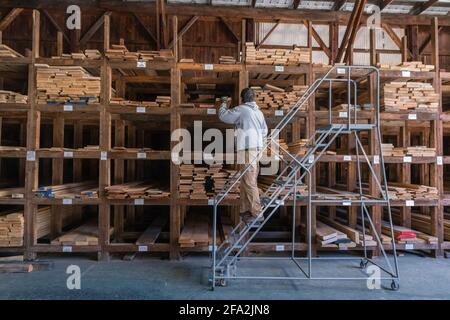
[170,17,181,259]
[51,116,64,238]
[98,17,112,261]
[430,17,443,256]
[24,10,40,260]
[370,28,377,66]
[57,31,63,56]
[401,36,408,63]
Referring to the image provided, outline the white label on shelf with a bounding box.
[373,155,380,164]
[275,245,285,252]
[137,60,146,68]
[64,151,73,158]
[343,155,352,161]
[207,108,216,115]
[342,201,351,206]
[62,246,72,252]
[436,156,443,165]
[405,244,414,250]
[403,156,412,163]
[275,110,284,116]
[208,199,215,206]
[138,245,148,252]
[337,68,346,74]
[408,113,417,120]
[275,200,285,205]
[137,152,146,159]
[308,155,314,164]
[26,151,36,161]
[134,199,144,205]
[100,151,107,160]
[63,104,73,112]
[339,111,348,118]
[339,246,348,251]
[62,198,72,205]
[204,64,214,70]
[405,200,415,207]
[274,65,284,72]
[402,71,411,77]
[208,245,217,252]
[136,106,146,113]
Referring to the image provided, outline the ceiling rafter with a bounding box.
[409,0,439,15]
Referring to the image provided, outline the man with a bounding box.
[219,88,268,224]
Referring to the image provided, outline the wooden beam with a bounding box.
[410,0,439,15]
[251,0,257,8]
[133,13,157,44]
[335,0,361,63]
[419,26,443,54]
[343,0,366,64]
[256,20,280,49]
[379,0,394,11]
[156,0,160,50]
[80,11,111,47]
[168,16,198,49]
[159,0,168,48]
[381,23,412,58]
[401,35,408,62]
[303,21,331,59]
[332,0,347,11]
[41,9,70,45]
[293,0,301,10]
[220,17,240,42]
[0,8,23,31]
[104,13,110,51]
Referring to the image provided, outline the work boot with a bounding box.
[242,213,264,226]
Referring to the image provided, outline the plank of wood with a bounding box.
[0,263,33,273]
[136,214,167,245]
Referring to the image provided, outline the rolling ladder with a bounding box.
[210,66,400,291]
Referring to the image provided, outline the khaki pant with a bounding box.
[237,148,261,216]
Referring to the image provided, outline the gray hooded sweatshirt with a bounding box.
[219,101,268,151]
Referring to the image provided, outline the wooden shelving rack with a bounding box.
[0,11,447,260]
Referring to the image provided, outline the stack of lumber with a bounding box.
[36,65,100,104]
[252,84,309,110]
[35,206,79,239]
[0,213,24,247]
[51,221,113,246]
[387,183,439,201]
[219,56,237,64]
[179,165,194,199]
[383,81,439,112]
[288,139,309,156]
[332,104,369,112]
[84,49,102,59]
[0,90,27,104]
[179,215,209,247]
[178,165,240,200]
[315,220,356,249]
[382,144,436,157]
[105,44,173,61]
[258,175,307,198]
[245,43,310,65]
[52,49,102,60]
[389,210,439,244]
[33,181,99,199]
[378,61,434,72]
[319,216,376,247]
[0,44,23,58]
[212,169,240,199]
[110,96,170,108]
[0,187,25,199]
[381,222,420,244]
[253,84,308,110]
[267,138,289,156]
[105,182,169,199]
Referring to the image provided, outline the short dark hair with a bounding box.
[241,88,255,103]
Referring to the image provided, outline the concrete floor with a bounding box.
[0,253,449,299]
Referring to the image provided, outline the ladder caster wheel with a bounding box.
[360,260,368,269]
[390,280,399,291]
[217,279,227,287]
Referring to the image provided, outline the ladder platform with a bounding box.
[316,124,375,132]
